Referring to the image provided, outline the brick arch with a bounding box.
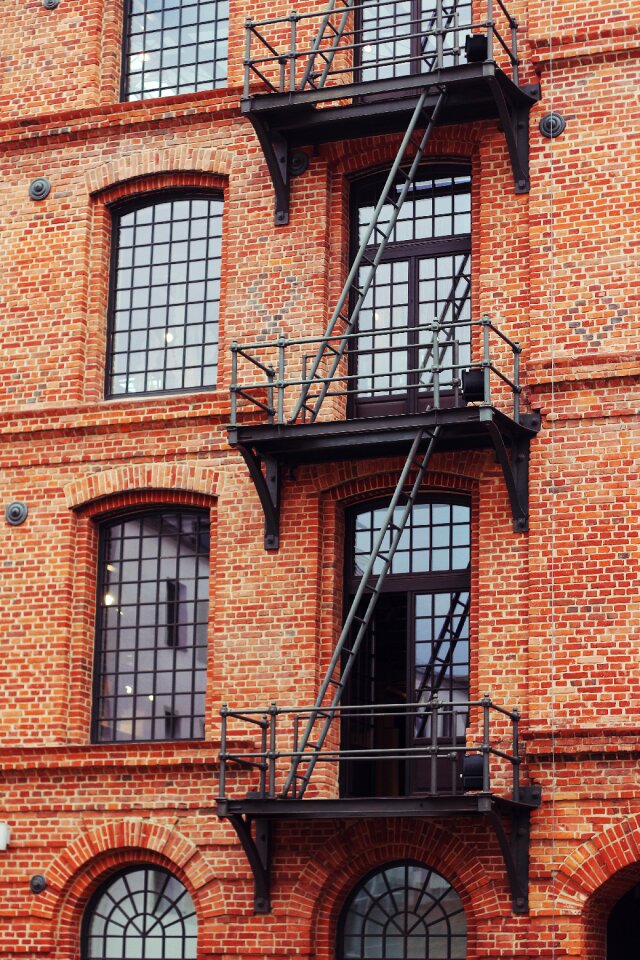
[554,814,640,914]
[85,145,234,196]
[285,818,503,959]
[63,462,219,511]
[312,461,480,501]
[325,125,480,175]
[30,819,224,957]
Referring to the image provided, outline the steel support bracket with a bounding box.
[238,446,281,550]
[229,814,272,913]
[482,411,540,533]
[245,111,291,226]
[481,794,539,914]
[488,79,540,194]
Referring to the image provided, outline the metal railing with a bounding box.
[243,0,520,99]
[218,695,523,801]
[229,314,522,426]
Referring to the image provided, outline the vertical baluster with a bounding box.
[219,704,228,798]
[230,341,238,426]
[486,0,494,61]
[512,708,521,802]
[277,335,287,425]
[290,12,298,93]
[268,702,278,798]
[435,0,443,69]
[432,324,440,408]
[430,696,439,793]
[511,20,519,85]
[244,22,252,96]
[513,341,521,423]
[482,314,491,405]
[481,693,491,793]
[259,712,268,797]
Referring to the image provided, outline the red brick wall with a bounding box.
[1,0,639,957]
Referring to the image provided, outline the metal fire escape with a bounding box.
[218,0,541,919]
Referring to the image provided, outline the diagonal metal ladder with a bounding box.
[299,0,356,91]
[290,87,447,425]
[283,423,441,797]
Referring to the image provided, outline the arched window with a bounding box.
[338,861,466,959]
[122,0,228,101]
[350,165,471,419]
[107,192,223,397]
[83,866,197,959]
[92,509,210,743]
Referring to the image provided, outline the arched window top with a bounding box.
[339,861,467,960]
[354,163,471,246]
[351,497,470,578]
[83,866,197,959]
[108,191,223,398]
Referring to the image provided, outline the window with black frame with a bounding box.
[350,165,471,419]
[358,0,473,81]
[93,510,209,743]
[83,866,197,959]
[122,0,228,101]
[342,497,470,798]
[107,192,222,398]
[338,861,467,960]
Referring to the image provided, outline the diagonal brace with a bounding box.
[487,78,540,194]
[481,800,534,914]
[482,416,530,533]
[229,815,272,913]
[238,446,281,550]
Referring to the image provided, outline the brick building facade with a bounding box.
[0,0,639,958]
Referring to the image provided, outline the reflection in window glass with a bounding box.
[93,511,209,742]
[339,862,466,959]
[84,866,197,959]
[123,0,228,101]
[108,195,222,397]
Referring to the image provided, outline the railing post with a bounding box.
[511,20,519,84]
[431,324,440,408]
[230,341,239,427]
[513,341,521,423]
[481,693,491,792]
[268,702,278,799]
[289,11,299,93]
[430,696,439,793]
[512,707,521,802]
[482,314,491,405]
[435,0,444,70]
[291,713,300,797]
[486,0,494,62]
[243,21,253,97]
[276,335,287,425]
[219,704,228,799]
[259,711,268,797]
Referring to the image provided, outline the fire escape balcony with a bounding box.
[228,315,541,547]
[217,696,541,913]
[242,0,541,223]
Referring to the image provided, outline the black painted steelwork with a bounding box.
[242,0,540,222]
[28,178,51,201]
[5,502,28,526]
[217,697,541,913]
[229,314,539,542]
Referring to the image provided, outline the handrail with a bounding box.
[219,696,523,801]
[229,314,522,426]
[243,0,520,98]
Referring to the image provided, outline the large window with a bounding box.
[122,0,228,101]
[107,192,222,398]
[351,165,471,419]
[343,498,470,797]
[93,510,210,743]
[338,861,467,959]
[83,866,197,959]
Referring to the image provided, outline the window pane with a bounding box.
[93,511,209,743]
[123,0,228,100]
[108,196,222,397]
[84,867,197,959]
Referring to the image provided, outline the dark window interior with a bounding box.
[93,510,210,742]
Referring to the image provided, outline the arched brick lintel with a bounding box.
[554,814,640,913]
[283,819,504,958]
[63,462,219,511]
[85,146,234,196]
[29,819,223,939]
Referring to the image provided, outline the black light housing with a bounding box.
[465,34,488,63]
[462,753,485,792]
[462,368,485,403]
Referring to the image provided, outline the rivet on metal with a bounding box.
[6,502,28,526]
[539,112,566,138]
[30,875,47,894]
[28,178,51,201]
